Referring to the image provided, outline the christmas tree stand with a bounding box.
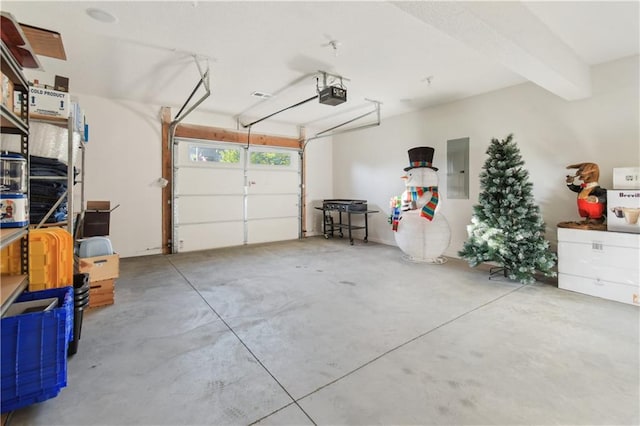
[488,266,509,280]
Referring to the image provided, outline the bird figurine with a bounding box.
[390,147,451,263]
[558,162,607,230]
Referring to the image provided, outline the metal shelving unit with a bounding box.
[1,40,30,316]
[29,114,85,235]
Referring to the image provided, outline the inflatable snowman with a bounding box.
[390,147,451,263]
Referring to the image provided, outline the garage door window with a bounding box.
[189,145,240,163]
[250,151,291,166]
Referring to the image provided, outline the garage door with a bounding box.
[174,139,300,252]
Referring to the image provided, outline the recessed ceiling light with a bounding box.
[86,8,118,24]
[251,91,273,99]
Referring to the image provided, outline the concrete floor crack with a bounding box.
[166,257,318,426]
[294,283,529,403]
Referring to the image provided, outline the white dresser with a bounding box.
[557,228,640,306]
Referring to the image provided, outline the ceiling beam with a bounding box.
[393,1,591,100]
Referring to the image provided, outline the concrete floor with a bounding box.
[8,237,639,425]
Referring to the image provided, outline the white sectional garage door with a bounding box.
[174,139,300,252]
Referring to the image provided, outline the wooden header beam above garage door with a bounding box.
[160,106,302,254]
[174,123,302,150]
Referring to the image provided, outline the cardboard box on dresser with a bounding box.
[607,167,640,234]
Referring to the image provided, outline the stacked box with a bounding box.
[607,190,640,234]
[613,167,640,190]
[28,86,69,118]
[89,279,116,308]
[1,287,73,413]
[78,253,119,308]
[82,201,118,238]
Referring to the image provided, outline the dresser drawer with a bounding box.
[558,228,640,247]
[558,273,639,306]
[557,241,639,286]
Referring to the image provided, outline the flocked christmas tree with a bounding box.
[458,134,556,284]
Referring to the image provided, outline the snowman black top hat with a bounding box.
[404,147,438,171]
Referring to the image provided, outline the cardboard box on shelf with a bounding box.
[28,85,69,118]
[1,71,14,110]
[54,75,69,92]
[78,253,119,282]
[613,167,640,190]
[82,201,119,237]
[13,91,24,114]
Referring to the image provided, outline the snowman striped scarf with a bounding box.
[406,186,439,221]
[390,196,402,231]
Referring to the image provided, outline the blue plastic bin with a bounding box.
[1,286,73,413]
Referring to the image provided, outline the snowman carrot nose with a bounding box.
[401,175,408,179]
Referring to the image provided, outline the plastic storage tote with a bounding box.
[1,228,74,289]
[76,236,114,258]
[0,239,22,275]
[28,228,74,291]
[1,286,73,413]
[43,228,73,287]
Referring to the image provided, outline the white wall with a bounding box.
[72,95,164,258]
[303,135,333,236]
[331,55,640,257]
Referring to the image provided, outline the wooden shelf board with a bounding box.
[30,113,69,124]
[30,221,67,229]
[1,274,28,317]
[0,13,42,70]
[20,23,66,60]
[0,227,27,250]
[1,40,29,89]
[1,104,28,133]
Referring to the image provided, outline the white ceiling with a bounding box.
[3,1,639,131]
